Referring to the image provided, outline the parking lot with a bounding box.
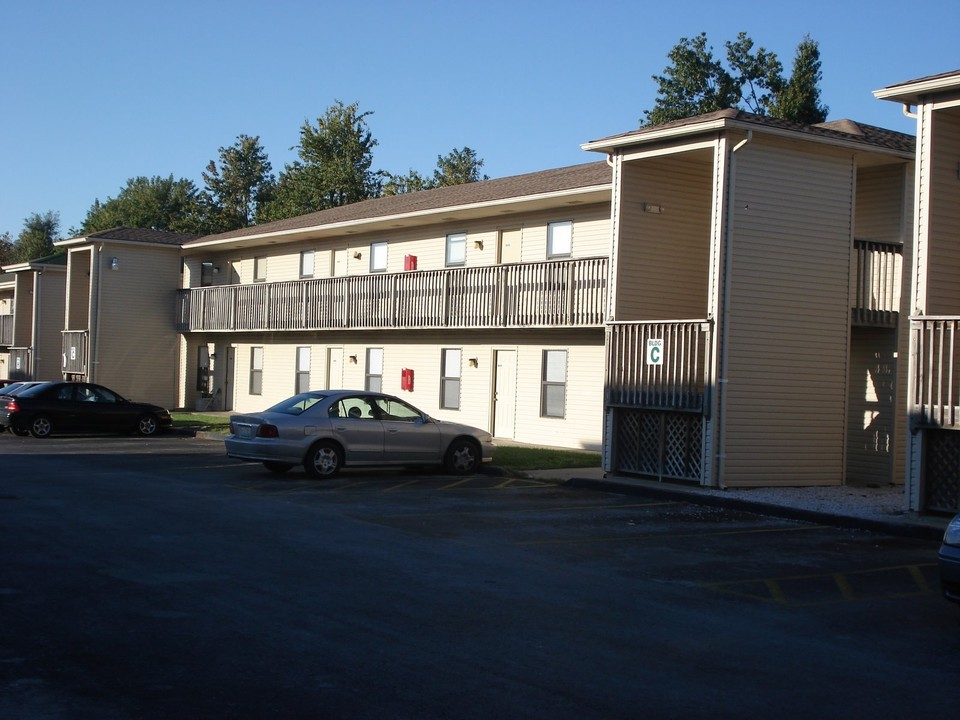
[1,433,958,719]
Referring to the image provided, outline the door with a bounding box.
[329,394,383,462]
[493,350,517,438]
[326,348,343,390]
[373,395,441,463]
[498,228,522,264]
[332,249,348,277]
[223,347,235,411]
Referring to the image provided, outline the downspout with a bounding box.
[31,269,41,379]
[92,244,103,384]
[902,103,917,119]
[715,130,753,489]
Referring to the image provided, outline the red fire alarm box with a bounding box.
[404,254,417,271]
[401,368,414,391]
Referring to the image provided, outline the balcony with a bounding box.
[910,317,960,429]
[177,257,608,333]
[0,314,12,346]
[606,320,714,413]
[851,239,902,327]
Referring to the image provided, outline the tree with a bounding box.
[80,176,206,235]
[14,211,60,262]
[643,32,827,126]
[260,101,382,222]
[769,35,828,124]
[383,147,489,196]
[202,134,275,233]
[0,231,15,266]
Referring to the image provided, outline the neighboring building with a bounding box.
[54,228,199,409]
[0,254,67,381]
[177,163,612,450]
[875,70,960,513]
[583,110,915,488]
[0,271,15,377]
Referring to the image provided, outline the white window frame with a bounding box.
[300,250,315,279]
[440,348,462,410]
[370,242,388,273]
[445,232,467,267]
[250,347,264,396]
[365,348,383,392]
[296,347,311,393]
[547,221,573,259]
[253,256,267,282]
[540,350,567,418]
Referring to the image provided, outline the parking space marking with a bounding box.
[519,522,828,545]
[702,563,939,607]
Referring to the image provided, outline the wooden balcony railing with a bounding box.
[852,239,902,327]
[910,317,960,429]
[606,320,713,414]
[0,314,12,346]
[62,330,88,375]
[177,257,608,333]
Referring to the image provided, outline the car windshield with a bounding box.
[266,393,328,416]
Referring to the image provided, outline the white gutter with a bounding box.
[873,73,960,102]
[715,130,753,489]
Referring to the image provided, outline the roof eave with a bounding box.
[874,73,960,104]
[183,183,612,250]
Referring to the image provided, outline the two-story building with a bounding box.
[875,70,960,514]
[54,227,198,408]
[0,253,66,381]
[177,163,612,450]
[583,110,914,489]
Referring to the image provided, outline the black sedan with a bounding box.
[0,381,172,438]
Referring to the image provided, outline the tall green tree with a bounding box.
[260,101,382,222]
[384,147,489,196]
[0,231,15,266]
[202,134,275,232]
[643,32,827,126]
[14,211,60,262]
[768,35,829,124]
[80,176,206,235]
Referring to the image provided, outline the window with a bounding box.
[365,348,383,392]
[440,348,461,409]
[250,347,264,395]
[296,347,311,394]
[200,261,214,287]
[445,233,467,267]
[547,221,572,258]
[541,350,567,418]
[370,242,387,272]
[253,256,267,282]
[300,250,315,278]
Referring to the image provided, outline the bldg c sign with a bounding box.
[646,339,663,366]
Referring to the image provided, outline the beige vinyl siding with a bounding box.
[855,165,908,243]
[721,140,854,487]
[94,245,182,407]
[924,109,960,314]
[224,329,604,451]
[614,154,713,321]
[181,205,611,286]
[65,248,92,331]
[34,270,66,380]
[12,273,34,346]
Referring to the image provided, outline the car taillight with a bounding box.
[6,399,19,413]
[257,424,279,438]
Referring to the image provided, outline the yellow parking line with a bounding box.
[833,572,856,601]
[764,579,789,605]
[520,522,827,546]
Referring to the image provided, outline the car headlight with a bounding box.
[944,514,960,547]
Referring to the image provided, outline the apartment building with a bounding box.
[875,70,960,513]
[0,254,66,381]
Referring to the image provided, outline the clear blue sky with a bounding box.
[2,0,957,239]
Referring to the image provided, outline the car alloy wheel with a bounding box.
[304,442,342,478]
[445,438,480,474]
[29,416,53,438]
[137,414,160,436]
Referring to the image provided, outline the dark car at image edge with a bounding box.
[0,381,172,438]
[939,512,960,606]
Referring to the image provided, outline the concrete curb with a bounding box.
[564,476,948,542]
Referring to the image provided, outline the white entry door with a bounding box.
[493,350,517,438]
[326,347,344,389]
[498,228,522,264]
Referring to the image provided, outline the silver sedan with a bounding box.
[226,390,495,478]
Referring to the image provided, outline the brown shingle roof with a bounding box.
[80,227,202,245]
[585,109,914,155]
[187,162,611,246]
